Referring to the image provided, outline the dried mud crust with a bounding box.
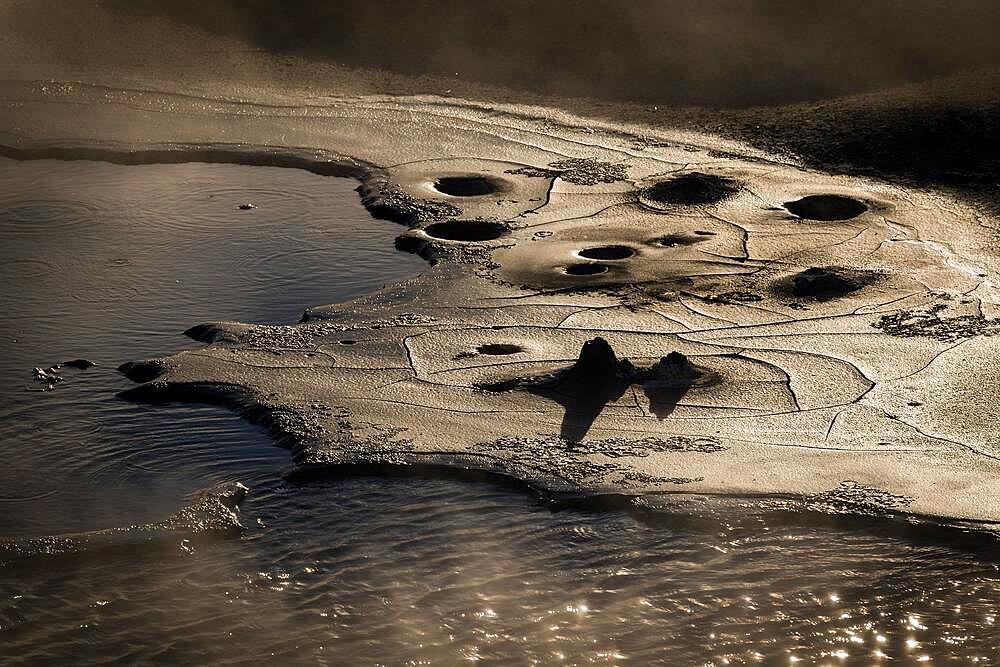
[6,84,1000,526]
[505,158,629,185]
[470,435,723,488]
[874,305,1000,342]
[806,481,915,516]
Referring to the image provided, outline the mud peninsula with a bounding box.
[2,82,999,530]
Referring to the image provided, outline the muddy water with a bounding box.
[0,157,425,536]
[1,159,998,664]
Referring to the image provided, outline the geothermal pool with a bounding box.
[1,158,998,664]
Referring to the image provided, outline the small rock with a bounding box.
[32,367,63,384]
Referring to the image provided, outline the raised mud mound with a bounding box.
[7,84,1000,527]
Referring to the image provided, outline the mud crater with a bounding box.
[578,245,635,260]
[642,172,741,206]
[433,175,505,197]
[564,263,610,276]
[423,220,508,242]
[777,266,875,301]
[784,194,868,221]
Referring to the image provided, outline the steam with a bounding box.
[121,0,1000,107]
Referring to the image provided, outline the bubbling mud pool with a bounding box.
[1,157,999,663]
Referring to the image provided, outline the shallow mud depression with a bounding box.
[4,81,999,531]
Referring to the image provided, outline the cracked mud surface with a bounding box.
[3,81,1000,528]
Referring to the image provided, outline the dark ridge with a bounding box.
[338,339,358,345]
[652,233,712,248]
[433,175,502,197]
[643,172,741,205]
[117,359,169,383]
[476,343,525,355]
[578,245,635,260]
[726,85,1000,207]
[784,194,868,221]
[564,263,610,276]
[789,267,864,300]
[423,220,508,242]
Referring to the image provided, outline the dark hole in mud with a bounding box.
[564,263,610,276]
[577,245,635,260]
[653,233,707,248]
[789,267,864,300]
[476,343,525,355]
[433,176,501,197]
[784,194,868,221]
[643,172,741,205]
[338,339,357,345]
[423,220,507,242]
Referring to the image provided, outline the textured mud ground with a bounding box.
[1,80,999,532]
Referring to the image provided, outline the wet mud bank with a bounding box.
[3,83,1000,533]
[0,482,248,567]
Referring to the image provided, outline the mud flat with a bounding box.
[2,79,1000,530]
